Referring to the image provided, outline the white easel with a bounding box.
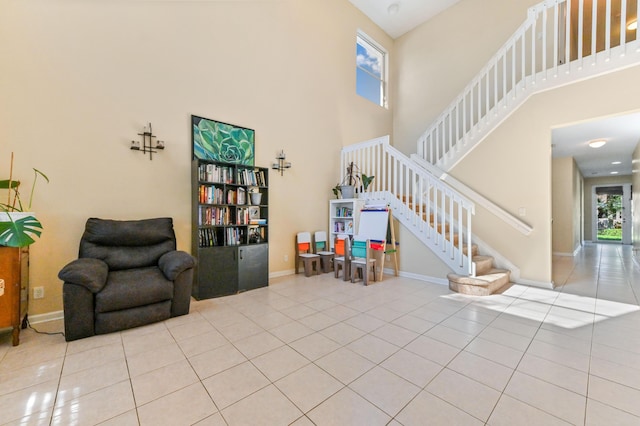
[357,206,398,281]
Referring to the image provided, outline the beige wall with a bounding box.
[0,0,393,315]
[583,175,633,241]
[552,157,583,255]
[392,0,539,155]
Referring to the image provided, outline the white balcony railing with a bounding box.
[418,0,640,171]
[341,136,476,276]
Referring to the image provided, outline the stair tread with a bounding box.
[447,268,510,286]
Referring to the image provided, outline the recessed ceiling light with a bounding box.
[611,171,619,175]
[612,161,622,165]
[589,140,607,148]
[387,3,400,15]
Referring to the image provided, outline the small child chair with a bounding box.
[350,236,377,285]
[333,234,351,281]
[295,232,320,277]
[314,231,335,273]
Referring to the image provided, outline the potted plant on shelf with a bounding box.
[334,161,374,199]
[0,154,49,247]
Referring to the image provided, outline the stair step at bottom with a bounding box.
[447,269,511,296]
[473,255,494,276]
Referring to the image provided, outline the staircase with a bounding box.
[342,0,640,295]
[418,0,640,172]
[447,246,511,296]
[402,195,510,295]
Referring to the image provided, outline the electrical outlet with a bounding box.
[33,286,44,299]
[284,254,289,262]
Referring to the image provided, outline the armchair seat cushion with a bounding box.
[95,266,174,313]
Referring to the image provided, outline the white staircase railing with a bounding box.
[341,136,476,277]
[418,0,640,171]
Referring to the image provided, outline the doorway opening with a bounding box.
[593,184,632,244]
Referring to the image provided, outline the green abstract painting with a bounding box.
[192,115,255,166]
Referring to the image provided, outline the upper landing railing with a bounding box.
[418,0,640,170]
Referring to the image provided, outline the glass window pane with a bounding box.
[356,32,386,107]
[356,68,382,105]
[356,42,382,78]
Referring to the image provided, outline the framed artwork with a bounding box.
[192,115,255,166]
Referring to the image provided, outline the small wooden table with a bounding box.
[0,247,29,346]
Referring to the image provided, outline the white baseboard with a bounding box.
[554,245,583,257]
[28,310,64,324]
[390,269,449,286]
[514,278,555,289]
[269,269,295,278]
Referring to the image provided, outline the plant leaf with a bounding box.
[0,215,43,247]
[0,179,20,189]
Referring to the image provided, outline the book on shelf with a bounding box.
[225,227,244,245]
[237,207,250,225]
[227,189,236,204]
[198,228,218,247]
[198,163,235,184]
[335,207,353,218]
[199,185,224,204]
[233,168,266,187]
[237,187,246,205]
[199,206,230,226]
[248,206,260,220]
[249,218,267,225]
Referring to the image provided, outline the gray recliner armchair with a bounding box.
[58,217,196,341]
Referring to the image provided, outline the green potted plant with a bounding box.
[0,154,49,247]
[335,162,374,199]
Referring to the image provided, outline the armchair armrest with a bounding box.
[58,258,109,293]
[159,251,196,280]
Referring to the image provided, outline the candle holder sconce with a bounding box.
[131,122,165,160]
[271,150,291,176]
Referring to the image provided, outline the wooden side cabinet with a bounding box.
[0,246,29,346]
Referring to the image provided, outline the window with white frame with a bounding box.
[356,31,387,107]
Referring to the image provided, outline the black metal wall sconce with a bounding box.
[131,122,165,160]
[271,150,292,176]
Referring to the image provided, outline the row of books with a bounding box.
[197,228,246,247]
[199,186,251,205]
[199,185,225,204]
[199,206,265,226]
[198,164,236,184]
[333,221,354,233]
[334,207,353,218]
[197,163,267,187]
[198,228,219,247]
[226,227,243,245]
[199,206,230,226]
[236,169,266,187]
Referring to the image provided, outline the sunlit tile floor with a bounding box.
[1,243,640,425]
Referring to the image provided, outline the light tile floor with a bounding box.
[1,243,640,425]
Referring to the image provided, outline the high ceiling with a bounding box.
[349,0,462,39]
[350,0,640,178]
